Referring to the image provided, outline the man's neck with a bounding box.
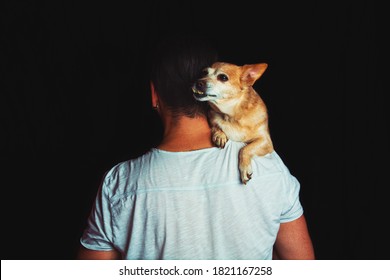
[157,115,214,152]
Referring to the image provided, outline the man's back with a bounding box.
[80,140,303,259]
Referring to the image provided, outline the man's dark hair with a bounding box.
[149,34,218,118]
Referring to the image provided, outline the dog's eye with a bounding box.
[217,74,228,82]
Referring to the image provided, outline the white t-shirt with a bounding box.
[80,140,303,259]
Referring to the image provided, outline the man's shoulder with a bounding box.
[101,151,153,195]
[106,150,154,177]
[252,150,291,175]
[227,140,292,177]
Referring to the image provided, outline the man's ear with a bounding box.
[150,82,159,108]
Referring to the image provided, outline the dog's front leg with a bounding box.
[239,137,272,184]
[209,111,228,148]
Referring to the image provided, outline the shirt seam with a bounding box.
[108,170,287,203]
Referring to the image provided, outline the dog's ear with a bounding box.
[241,63,268,86]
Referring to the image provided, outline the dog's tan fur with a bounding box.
[192,62,274,184]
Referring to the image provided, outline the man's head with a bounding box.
[149,34,218,118]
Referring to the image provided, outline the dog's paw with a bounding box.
[212,130,228,148]
[239,163,253,185]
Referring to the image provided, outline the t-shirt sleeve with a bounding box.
[80,174,115,251]
[280,174,304,223]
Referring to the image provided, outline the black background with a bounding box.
[2,1,389,260]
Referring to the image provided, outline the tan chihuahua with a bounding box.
[192,62,274,184]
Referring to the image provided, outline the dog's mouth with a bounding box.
[192,86,217,100]
[192,86,205,96]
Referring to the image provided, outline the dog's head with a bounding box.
[192,62,268,102]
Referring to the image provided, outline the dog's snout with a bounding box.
[195,80,206,92]
[192,79,210,97]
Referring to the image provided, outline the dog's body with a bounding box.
[192,62,274,184]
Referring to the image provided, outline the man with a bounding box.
[78,34,315,260]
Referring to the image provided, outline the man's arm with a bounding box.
[77,246,122,260]
[273,215,315,260]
